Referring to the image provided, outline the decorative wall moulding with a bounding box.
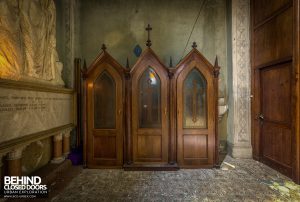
[0,78,73,94]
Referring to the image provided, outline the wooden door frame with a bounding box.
[250,0,300,183]
[129,48,170,166]
[172,48,220,168]
[293,0,300,184]
[82,50,126,168]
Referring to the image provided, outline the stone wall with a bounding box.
[0,0,74,175]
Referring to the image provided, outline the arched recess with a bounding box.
[128,48,170,168]
[173,48,219,168]
[84,51,125,168]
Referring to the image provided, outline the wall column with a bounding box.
[51,133,65,164]
[63,129,71,157]
[227,0,252,158]
[7,147,25,176]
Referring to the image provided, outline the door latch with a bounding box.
[258,114,264,121]
[258,114,264,126]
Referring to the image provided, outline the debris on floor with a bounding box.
[261,179,300,200]
[221,161,236,170]
[51,156,295,201]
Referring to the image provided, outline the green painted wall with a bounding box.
[79,0,228,142]
[79,0,227,71]
[226,0,233,145]
[56,0,229,149]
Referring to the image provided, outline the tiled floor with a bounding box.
[51,156,300,201]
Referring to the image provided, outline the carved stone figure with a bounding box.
[0,0,22,80]
[0,0,64,86]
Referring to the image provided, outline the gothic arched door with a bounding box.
[174,49,219,168]
[130,48,169,166]
[85,51,125,168]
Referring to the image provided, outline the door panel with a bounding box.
[132,66,168,164]
[254,7,293,67]
[251,0,295,179]
[262,123,292,166]
[138,68,162,128]
[183,69,207,129]
[259,63,292,175]
[183,134,208,159]
[177,67,214,167]
[253,0,291,25]
[87,66,123,167]
[261,64,291,124]
[94,72,116,129]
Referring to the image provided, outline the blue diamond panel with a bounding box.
[133,45,142,57]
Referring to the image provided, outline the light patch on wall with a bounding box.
[104,31,123,47]
[0,54,11,77]
[0,44,21,80]
[129,14,145,40]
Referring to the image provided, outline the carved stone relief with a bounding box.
[0,0,64,86]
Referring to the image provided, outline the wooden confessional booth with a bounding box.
[82,40,220,170]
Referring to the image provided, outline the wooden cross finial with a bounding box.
[146,24,152,47]
[192,42,197,49]
[101,44,107,51]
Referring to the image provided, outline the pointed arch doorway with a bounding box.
[83,43,219,169]
[85,51,125,168]
[129,49,170,167]
[173,50,219,168]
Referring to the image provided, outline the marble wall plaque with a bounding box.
[0,86,74,143]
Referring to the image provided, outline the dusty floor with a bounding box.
[51,156,300,202]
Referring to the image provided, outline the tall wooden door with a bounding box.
[131,49,169,166]
[251,0,297,178]
[258,65,292,176]
[86,53,124,168]
[175,50,218,168]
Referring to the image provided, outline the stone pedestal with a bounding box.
[51,134,65,164]
[227,0,252,158]
[7,148,24,176]
[63,130,71,157]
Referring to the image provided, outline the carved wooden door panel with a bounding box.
[251,0,296,178]
[257,64,293,176]
[176,61,215,168]
[131,61,169,165]
[87,64,123,168]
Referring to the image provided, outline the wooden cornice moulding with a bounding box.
[175,48,215,76]
[0,123,74,155]
[0,78,74,94]
[130,47,169,75]
[85,49,126,78]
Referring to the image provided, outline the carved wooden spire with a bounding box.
[213,56,220,78]
[214,55,218,67]
[146,24,152,47]
[101,44,107,51]
[192,42,197,48]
